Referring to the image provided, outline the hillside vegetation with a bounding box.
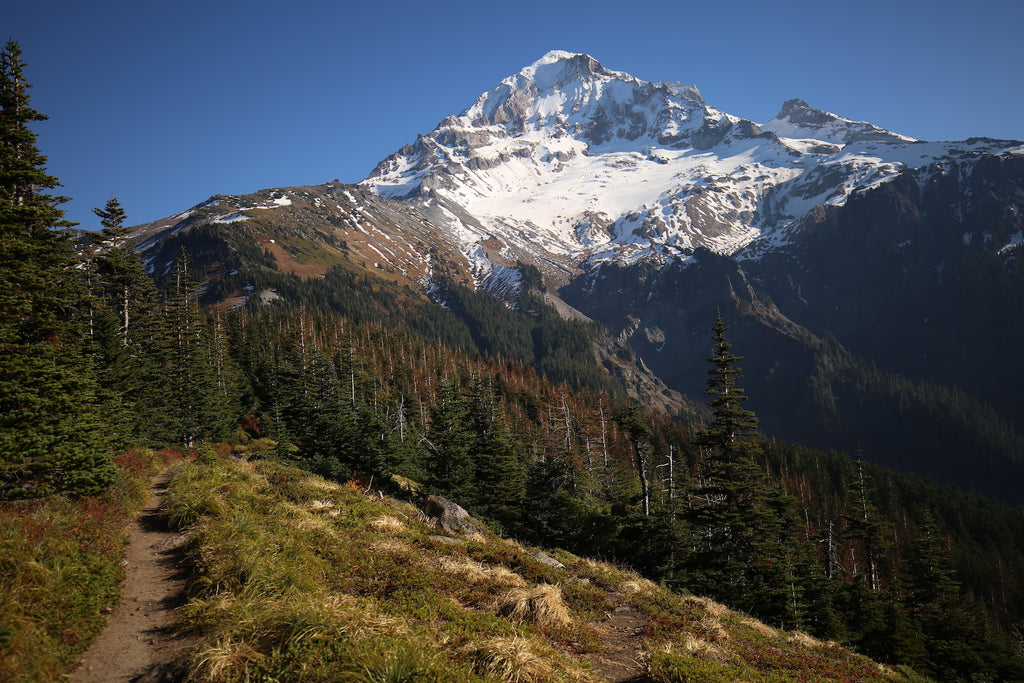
[160,451,905,682]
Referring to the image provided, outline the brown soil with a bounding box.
[70,471,195,683]
[585,593,656,683]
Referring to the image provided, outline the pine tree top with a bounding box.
[702,315,758,447]
[0,40,70,223]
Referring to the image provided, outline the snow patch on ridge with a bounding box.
[213,212,248,224]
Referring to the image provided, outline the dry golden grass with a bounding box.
[677,635,732,663]
[366,514,406,534]
[741,616,778,639]
[438,557,489,582]
[696,615,729,642]
[371,537,414,555]
[496,584,572,628]
[489,565,529,588]
[165,455,900,683]
[191,638,264,680]
[438,557,527,587]
[681,594,729,618]
[468,636,555,682]
[301,477,341,492]
[787,631,839,649]
[279,502,334,534]
[618,578,658,594]
[306,499,336,512]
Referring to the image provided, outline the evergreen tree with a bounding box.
[426,377,476,501]
[899,510,991,680]
[843,453,891,592]
[0,41,115,498]
[904,511,959,628]
[465,373,525,527]
[683,315,797,622]
[701,315,759,446]
[614,404,653,516]
[146,252,238,446]
[90,195,153,345]
[85,196,163,445]
[92,194,127,235]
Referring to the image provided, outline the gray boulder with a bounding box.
[422,495,486,538]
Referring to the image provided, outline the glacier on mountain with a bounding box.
[361,51,1022,288]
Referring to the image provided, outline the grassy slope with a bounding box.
[162,454,914,682]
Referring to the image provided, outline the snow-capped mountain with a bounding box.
[362,50,1022,287]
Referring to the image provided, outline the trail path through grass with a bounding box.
[71,470,194,682]
[586,592,654,683]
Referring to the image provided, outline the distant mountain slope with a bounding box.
[125,50,1024,503]
[125,182,685,413]
[130,183,471,289]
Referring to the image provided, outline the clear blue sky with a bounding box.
[8,0,1023,229]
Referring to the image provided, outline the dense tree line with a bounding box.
[0,41,115,498]
[4,40,1024,680]
[163,219,617,394]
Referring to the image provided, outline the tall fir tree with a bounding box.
[683,315,799,622]
[614,404,653,516]
[0,41,115,498]
[842,453,892,592]
[85,196,163,446]
[898,509,996,680]
[465,373,525,527]
[89,195,153,346]
[427,377,476,502]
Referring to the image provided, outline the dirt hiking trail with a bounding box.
[586,593,655,683]
[71,471,194,683]
[69,470,653,682]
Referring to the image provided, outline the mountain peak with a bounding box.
[775,98,834,126]
[530,49,584,67]
[764,98,916,145]
[362,52,1024,277]
[500,50,630,97]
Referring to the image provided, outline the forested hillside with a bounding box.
[3,40,1024,681]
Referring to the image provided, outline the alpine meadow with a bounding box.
[4,42,1024,682]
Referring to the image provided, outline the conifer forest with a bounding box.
[3,41,1024,681]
